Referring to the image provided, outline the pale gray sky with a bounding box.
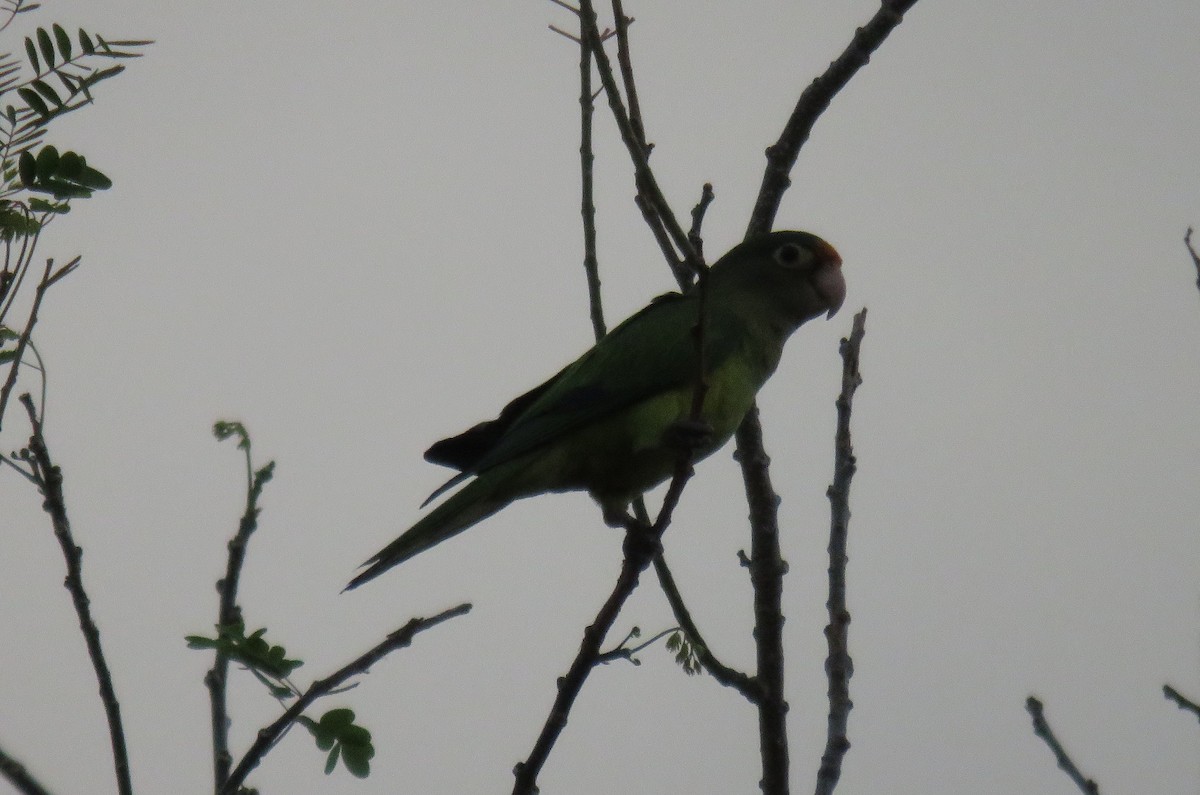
[3,2,1200,793]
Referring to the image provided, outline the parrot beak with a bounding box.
[814,245,845,319]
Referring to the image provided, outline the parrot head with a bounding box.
[710,230,845,325]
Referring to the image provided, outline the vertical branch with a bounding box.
[815,308,866,795]
[17,393,132,795]
[733,406,790,795]
[578,10,607,341]
[206,425,273,793]
[732,6,917,792]
[1184,227,1200,298]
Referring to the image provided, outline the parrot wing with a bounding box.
[423,288,741,487]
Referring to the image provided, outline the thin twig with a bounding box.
[577,12,606,342]
[595,626,677,665]
[652,554,759,698]
[1163,683,1200,724]
[611,0,646,152]
[815,308,866,795]
[1025,696,1101,795]
[17,393,132,795]
[1184,227,1200,297]
[207,430,274,792]
[688,183,715,257]
[0,743,53,795]
[220,604,471,795]
[0,258,51,432]
[578,0,695,287]
[746,0,921,237]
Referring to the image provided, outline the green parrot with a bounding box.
[347,230,844,589]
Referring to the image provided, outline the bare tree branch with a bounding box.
[1184,227,1200,297]
[733,6,918,792]
[220,603,472,795]
[574,11,606,341]
[577,0,698,286]
[1163,683,1200,725]
[0,743,53,795]
[1025,696,1101,795]
[16,393,131,795]
[815,308,866,795]
[746,0,921,237]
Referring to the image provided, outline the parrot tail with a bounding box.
[345,476,509,590]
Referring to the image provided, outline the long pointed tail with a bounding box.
[346,476,509,590]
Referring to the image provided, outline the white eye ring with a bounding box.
[774,242,811,268]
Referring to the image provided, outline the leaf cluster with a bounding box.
[665,630,703,676]
[298,708,375,779]
[0,23,149,236]
[186,621,304,685]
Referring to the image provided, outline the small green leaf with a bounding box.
[31,79,62,107]
[23,37,38,73]
[28,197,69,214]
[18,151,35,187]
[0,349,17,364]
[53,24,71,62]
[341,742,373,778]
[56,150,81,179]
[36,28,54,69]
[17,87,48,118]
[81,64,124,88]
[320,708,356,731]
[35,145,58,180]
[213,420,250,448]
[323,747,338,775]
[77,164,111,190]
[78,29,94,55]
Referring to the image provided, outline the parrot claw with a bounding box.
[622,521,662,561]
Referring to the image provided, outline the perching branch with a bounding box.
[746,0,921,237]
[16,392,131,795]
[1163,684,1200,725]
[815,308,866,795]
[511,482,687,795]
[220,603,471,795]
[0,743,53,795]
[516,62,716,779]
[1025,696,1101,795]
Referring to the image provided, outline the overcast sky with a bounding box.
[3,2,1200,794]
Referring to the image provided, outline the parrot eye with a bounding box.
[773,242,812,269]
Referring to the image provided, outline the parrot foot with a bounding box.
[622,520,662,562]
[664,418,714,453]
